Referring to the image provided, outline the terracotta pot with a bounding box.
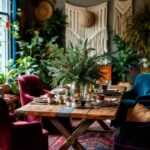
[0,84,10,94]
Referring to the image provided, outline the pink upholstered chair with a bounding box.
[18,74,72,134]
[0,98,48,150]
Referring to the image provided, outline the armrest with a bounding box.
[122,90,136,99]
[22,93,34,105]
[136,95,150,101]
[24,93,34,100]
[42,89,49,94]
[136,95,150,106]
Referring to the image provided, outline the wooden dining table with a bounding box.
[15,85,125,150]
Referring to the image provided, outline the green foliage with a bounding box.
[125,1,150,59]
[48,39,102,87]
[12,35,57,89]
[9,7,67,92]
[111,35,139,82]
[0,60,18,94]
[11,21,20,39]
[0,73,7,84]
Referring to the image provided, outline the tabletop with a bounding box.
[15,85,125,120]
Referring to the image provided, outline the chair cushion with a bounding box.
[127,103,150,122]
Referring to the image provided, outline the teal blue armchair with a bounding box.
[112,73,150,127]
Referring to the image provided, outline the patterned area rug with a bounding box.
[48,120,113,150]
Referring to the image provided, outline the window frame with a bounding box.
[0,0,11,73]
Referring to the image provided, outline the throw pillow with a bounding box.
[127,103,150,122]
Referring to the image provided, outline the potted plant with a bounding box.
[125,1,150,60]
[10,7,67,90]
[1,59,20,94]
[9,30,58,90]
[0,59,19,94]
[0,73,10,94]
[109,35,139,83]
[48,39,103,92]
[15,33,56,88]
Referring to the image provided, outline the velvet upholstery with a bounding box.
[112,73,150,127]
[18,74,49,106]
[113,121,150,150]
[18,74,72,134]
[0,98,48,150]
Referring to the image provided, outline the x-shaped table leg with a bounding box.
[97,120,112,131]
[50,118,94,150]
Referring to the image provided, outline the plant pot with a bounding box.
[143,63,149,68]
[0,84,10,94]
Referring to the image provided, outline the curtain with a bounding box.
[11,0,17,64]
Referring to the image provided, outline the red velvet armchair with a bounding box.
[0,98,48,150]
[18,74,49,106]
[18,74,72,134]
[18,74,48,122]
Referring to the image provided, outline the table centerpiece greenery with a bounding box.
[47,39,103,96]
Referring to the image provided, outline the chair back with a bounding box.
[18,74,44,105]
[133,73,150,96]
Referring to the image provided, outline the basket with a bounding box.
[34,1,53,21]
[79,10,95,27]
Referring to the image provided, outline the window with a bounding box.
[0,0,11,73]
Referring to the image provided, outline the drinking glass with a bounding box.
[106,80,111,89]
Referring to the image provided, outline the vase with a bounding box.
[70,82,80,97]
[80,84,87,100]
[70,82,94,101]
[69,82,84,99]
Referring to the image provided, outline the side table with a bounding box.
[4,94,20,112]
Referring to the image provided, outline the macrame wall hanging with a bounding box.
[65,2,108,55]
[113,0,133,38]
